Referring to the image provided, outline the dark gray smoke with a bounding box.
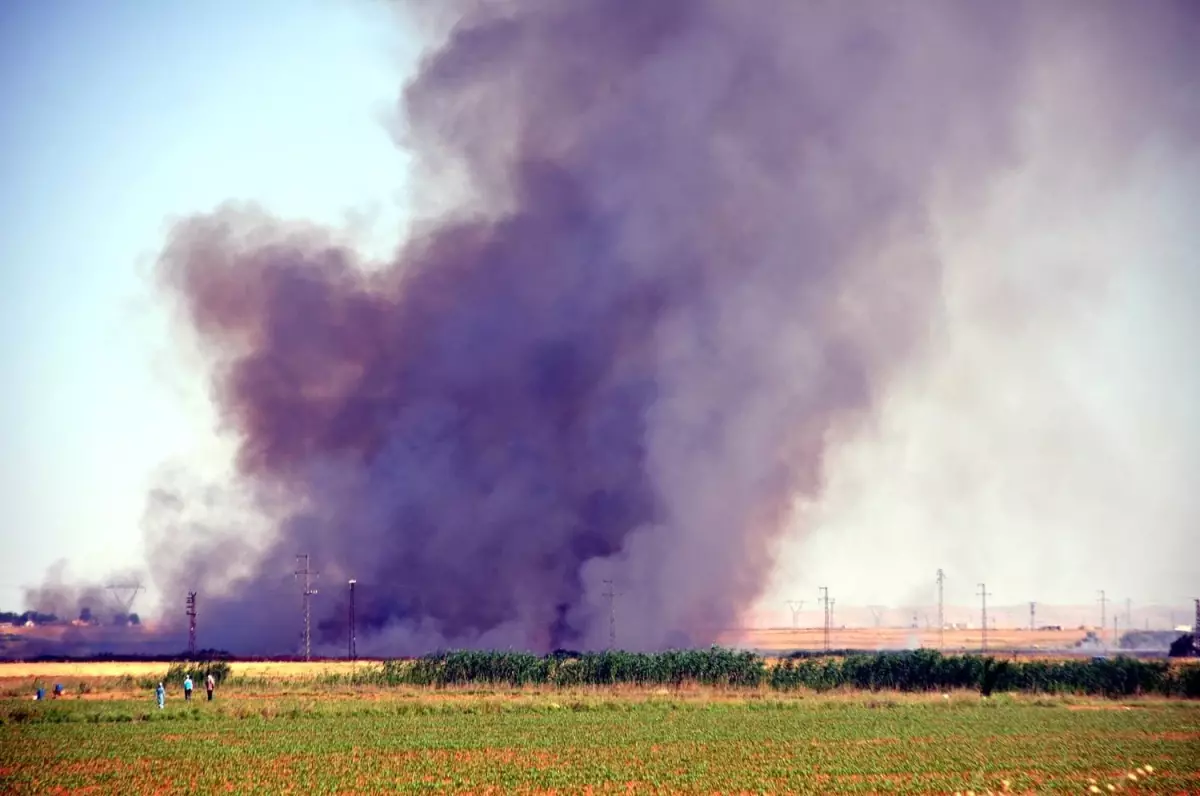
[22,560,141,624]
[38,0,1196,655]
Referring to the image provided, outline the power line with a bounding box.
[185,592,197,656]
[348,579,357,662]
[786,600,805,629]
[936,569,945,651]
[1193,598,1199,656]
[977,583,991,652]
[868,605,885,628]
[818,587,830,651]
[602,580,620,650]
[294,555,319,661]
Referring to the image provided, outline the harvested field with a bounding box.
[0,660,363,681]
[724,627,1098,653]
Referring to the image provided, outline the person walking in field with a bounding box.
[205,673,215,701]
[183,675,193,702]
[156,682,165,709]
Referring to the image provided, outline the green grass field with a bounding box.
[2,692,1197,794]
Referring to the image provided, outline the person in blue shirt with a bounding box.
[156,682,165,709]
[183,675,193,702]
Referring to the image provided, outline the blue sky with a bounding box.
[0,0,416,610]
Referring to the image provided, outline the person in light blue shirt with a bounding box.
[183,675,193,702]
[156,682,165,709]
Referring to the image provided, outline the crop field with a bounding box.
[3,652,1198,793]
[0,659,364,681]
[2,687,1198,793]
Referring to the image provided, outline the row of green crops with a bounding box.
[321,648,1199,697]
[769,651,1200,697]
[326,648,767,688]
[163,660,232,687]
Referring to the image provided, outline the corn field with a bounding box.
[323,648,1200,697]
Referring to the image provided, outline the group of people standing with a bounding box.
[155,673,215,708]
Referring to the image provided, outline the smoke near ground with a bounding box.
[23,1,1199,655]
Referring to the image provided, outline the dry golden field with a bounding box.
[0,659,365,681]
[723,625,1093,651]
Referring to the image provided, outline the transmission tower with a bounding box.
[1029,601,1036,631]
[829,598,836,632]
[868,605,885,628]
[1125,598,1132,628]
[936,568,945,651]
[348,579,357,661]
[295,555,319,661]
[1194,599,1199,656]
[107,581,144,620]
[1097,590,1107,646]
[819,587,830,651]
[602,580,619,649]
[977,583,991,652]
[786,600,805,629]
[185,592,197,656]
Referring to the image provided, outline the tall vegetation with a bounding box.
[163,660,232,687]
[324,648,1199,698]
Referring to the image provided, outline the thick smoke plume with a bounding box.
[42,0,1190,655]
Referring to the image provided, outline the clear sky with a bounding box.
[0,0,415,610]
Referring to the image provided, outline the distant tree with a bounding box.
[79,607,93,623]
[18,611,59,625]
[1168,633,1196,658]
[128,613,140,625]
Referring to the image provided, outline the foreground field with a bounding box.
[2,690,1197,794]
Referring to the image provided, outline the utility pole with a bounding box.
[1193,599,1199,656]
[602,580,618,650]
[347,579,357,661]
[1097,590,1107,647]
[1030,601,1036,632]
[936,568,945,651]
[295,555,318,661]
[185,592,197,656]
[819,587,830,651]
[977,583,991,652]
[786,600,805,629]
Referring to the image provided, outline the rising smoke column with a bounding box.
[140,0,1190,655]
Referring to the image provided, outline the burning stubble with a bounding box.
[29,1,1198,655]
